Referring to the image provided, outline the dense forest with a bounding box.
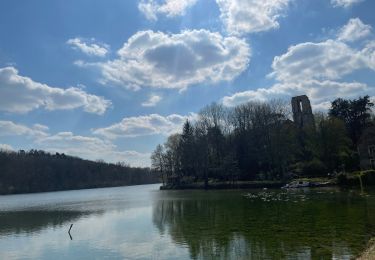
[0,150,158,195]
[151,96,374,187]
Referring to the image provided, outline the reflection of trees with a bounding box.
[0,210,101,236]
[152,190,375,259]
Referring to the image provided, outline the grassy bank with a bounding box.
[337,170,375,188]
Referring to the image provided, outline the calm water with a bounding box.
[0,184,375,259]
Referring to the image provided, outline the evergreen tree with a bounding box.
[329,95,374,145]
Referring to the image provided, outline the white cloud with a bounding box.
[331,0,364,8]
[141,95,162,107]
[81,30,250,90]
[216,0,291,35]
[222,80,373,110]
[35,132,151,167]
[338,18,372,42]
[93,113,197,139]
[0,143,14,151]
[0,120,49,138]
[33,124,49,132]
[138,0,292,34]
[361,41,375,70]
[222,88,275,106]
[270,19,375,83]
[138,0,197,20]
[226,18,375,110]
[67,38,109,57]
[0,67,111,114]
[270,39,373,82]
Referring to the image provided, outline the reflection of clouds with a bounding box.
[0,209,190,260]
[0,226,72,260]
[2,185,371,259]
[0,184,190,260]
[74,209,189,259]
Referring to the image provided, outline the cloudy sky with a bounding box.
[0,0,374,166]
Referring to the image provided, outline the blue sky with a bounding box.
[0,0,374,166]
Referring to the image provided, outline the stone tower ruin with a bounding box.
[291,95,315,129]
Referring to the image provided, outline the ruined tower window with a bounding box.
[368,145,375,157]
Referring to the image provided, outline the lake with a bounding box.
[0,184,374,259]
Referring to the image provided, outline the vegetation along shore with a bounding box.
[152,95,375,190]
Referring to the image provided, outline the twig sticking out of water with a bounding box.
[68,224,73,240]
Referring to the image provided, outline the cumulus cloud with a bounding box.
[331,0,364,8]
[80,30,249,90]
[138,0,291,34]
[93,113,197,139]
[33,132,150,167]
[0,120,49,138]
[216,0,291,35]
[0,67,111,114]
[222,80,372,109]
[33,124,49,132]
[0,143,14,151]
[223,18,375,110]
[141,95,162,107]
[270,39,374,82]
[270,19,375,82]
[222,89,275,106]
[338,18,372,42]
[67,38,109,57]
[138,0,197,20]
[361,41,375,70]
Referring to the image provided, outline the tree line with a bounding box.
[151,96,374,187]
[0,149,158,194]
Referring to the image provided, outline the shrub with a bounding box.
[362,170,375,185]
[337,170,375,186]
[301,159,327,177]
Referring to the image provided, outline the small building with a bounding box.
[358,126,375,170]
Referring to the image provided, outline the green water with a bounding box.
[0,184,374,259]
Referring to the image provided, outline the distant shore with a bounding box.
[0,149,159,195]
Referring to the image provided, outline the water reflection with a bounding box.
[0,185,374,259]
[0,184,191,260]
[0,210,99,237]
[152,189,375,259]
[0,185,153,238]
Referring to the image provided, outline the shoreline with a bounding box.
[160,181,286,190]
[160,179,336,190]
